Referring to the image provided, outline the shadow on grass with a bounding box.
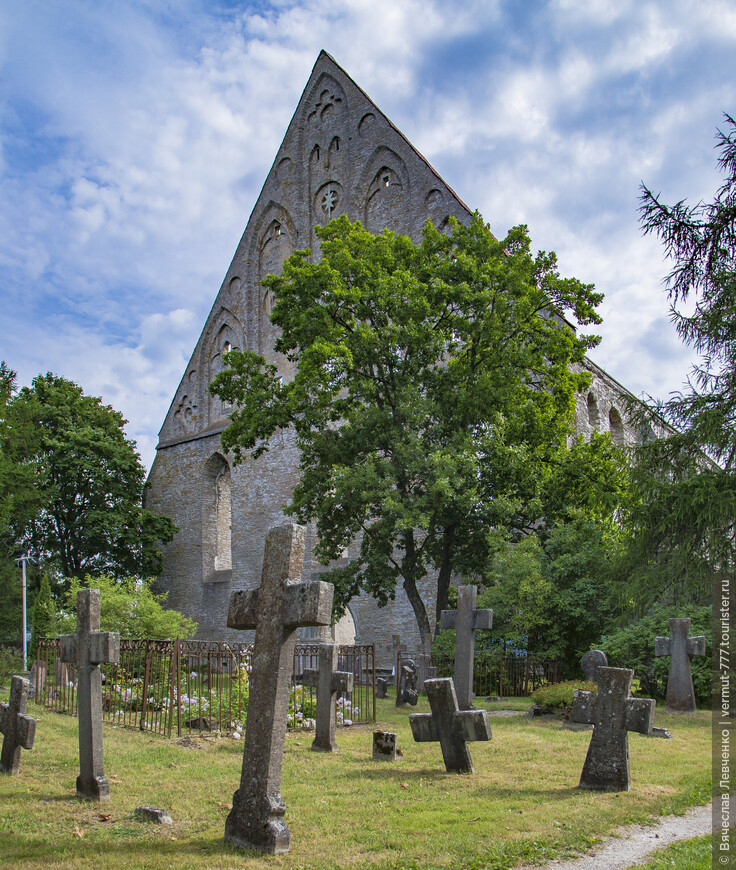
[1,826,270,867]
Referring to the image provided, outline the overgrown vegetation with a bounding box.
[530,680,596,710]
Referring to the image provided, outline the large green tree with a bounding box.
[2,372,176,586]
[619,114,736,608]
[211,215,605,650]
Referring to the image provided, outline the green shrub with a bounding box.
[0,646,25,685]
[530,680,595,709]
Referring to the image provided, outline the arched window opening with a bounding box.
[609,407,625,446]
[204,454,232,578]
[587,392,600,429]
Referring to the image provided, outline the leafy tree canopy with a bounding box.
[1,372,176,587]
[211,215,609,648]
[58,575,198,640]
[619,114,736,608]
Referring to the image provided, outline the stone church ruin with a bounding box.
[145,52,648,665]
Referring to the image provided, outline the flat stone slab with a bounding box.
[135,806,173,825]
[486,710,525,717]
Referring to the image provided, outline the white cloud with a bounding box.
[1,0,734,473]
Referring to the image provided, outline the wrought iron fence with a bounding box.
[33,637,375,738]
[429,649,559,698]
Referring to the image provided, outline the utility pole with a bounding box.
[16,554,34,671]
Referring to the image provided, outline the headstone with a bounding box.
[373,730,400,761]
[409,677,492,773]
[0,675,37,775]
[59,589,120,801]
[440,586,493,709]
[224,523,334,855]
[302,642,354,752]
[28,660,47,699]
[375,678,388,699]
[581,649,608,684]
[395,658,418,707]
[571,666,655,792]
[655,618,706,713]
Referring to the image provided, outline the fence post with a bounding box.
[499,648,504,699]
[139,639,152,731]
[175,639,182,738]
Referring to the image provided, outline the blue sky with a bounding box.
[1,0,735,471]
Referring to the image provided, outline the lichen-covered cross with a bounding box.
[572,666,655,792]
[302,642,354,752]
[440,585,493,709]
[0,675,37,775]
[409,677,492,773]
[224,523,334,855]
[655,618,706,713]
[59,589,120,801]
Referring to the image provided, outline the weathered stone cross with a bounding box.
[655,617,706,713]
[60,589,120,801]
[224,523,334,855]
[571,666,655,792]
[409,677,492,773]
[302,642,354,752]
[440,585,493,709]
[0,675,37,775]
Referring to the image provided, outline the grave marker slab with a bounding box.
[395,658,418,707]
[440,586,492,709]
[409,678,491,773]
[655,618,706,713]
[302,642,354,752]
[224,523,334,855]
[59,589,119,801]
[0,675,37,774]
[373,730,400,761]
[581,650,608,684]
[571,666,655,792]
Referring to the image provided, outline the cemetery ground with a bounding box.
[0,689,710,870]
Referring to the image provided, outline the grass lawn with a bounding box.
[629,834,712,869]
[0,690,711,870]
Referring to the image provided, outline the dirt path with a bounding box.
[516,802,711,870]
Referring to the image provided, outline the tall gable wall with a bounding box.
[146,52,644,663]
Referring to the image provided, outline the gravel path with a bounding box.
[515,802,711,870]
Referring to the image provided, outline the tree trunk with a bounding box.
[434,524,455,635]
[401,531,433,653]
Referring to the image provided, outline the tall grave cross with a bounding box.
[571,666,655,792]
[409,677,492,773]
[0,675,37,774]
[440,585,493,709]
[655,618,706,713]
[60,589,120,801]
[303,642,354,752]
[224,523,334,855]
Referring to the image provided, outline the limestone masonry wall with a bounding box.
[146,52,650,667]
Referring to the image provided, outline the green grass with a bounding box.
[629,834,713,869]
[0,689,712,870]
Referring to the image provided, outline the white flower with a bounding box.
[344,719,353,726]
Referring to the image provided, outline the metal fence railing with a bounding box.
[429,650,559,698]
[33,637,375,738]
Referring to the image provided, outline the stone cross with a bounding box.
[581,649,608,684]
[224,523,334,855]
[409,677,492,773]
[655,618,706,713]
[440,585,492,710]
[302,642,354,752]
[571,666,655,792]
[60,589,120,801]
[0,675,37,775]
